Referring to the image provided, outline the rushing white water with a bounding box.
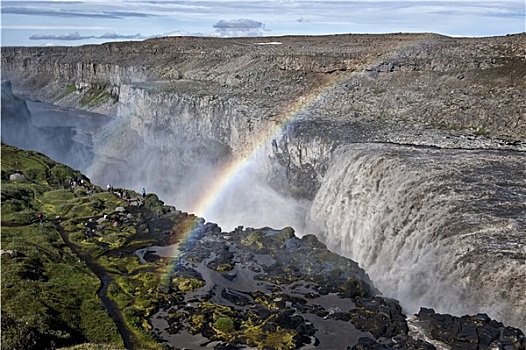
[307,143,526,330]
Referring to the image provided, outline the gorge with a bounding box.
[2,33,526,346]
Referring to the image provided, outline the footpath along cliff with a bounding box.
[2,33,526,337]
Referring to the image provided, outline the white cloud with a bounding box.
[30,31,94,40]
[29,31,145,41]
[3,25,110,30]
[213,19,264,29]
[212,18,266,37]
[2,0,524,46]
[99,31,143,39]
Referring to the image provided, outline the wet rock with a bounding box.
[213,343,243,350]
[221,272,237,281]
[349,297,408,339]
[158,285,171,294]
[352,337,389,350]
[254,306,271,319]
[220,288,250,306]
[416,308,526,350]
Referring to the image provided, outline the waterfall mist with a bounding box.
[1,91,110,173]
[3,92,308,233]
[307,143,526,329]
[85,113,308,233]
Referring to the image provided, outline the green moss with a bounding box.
[1,145,82,188]
[213,316,235,331]
[1,225,122,348]
[474,126,491,136]
[41,189,126,219]
[171,276,205,291]
[53,344,126,350]
[57,83,77,99]
[79,83,116,107]
[211,262,234,272]
[1,182,42,222]
[143,194,164,211]
[240,230,265,248]
[238,318,298,350]
[189,314,206,334]
[44,189,76,202]
[1,144,196,350]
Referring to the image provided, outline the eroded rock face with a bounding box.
[2,35,524,199]
[3,34,526,140]
[1,80,36,148]
[3,34,525,200]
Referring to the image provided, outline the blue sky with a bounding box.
[1,0,524,46]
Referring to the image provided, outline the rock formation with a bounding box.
[2,33,525,335]
[1,80,37,148]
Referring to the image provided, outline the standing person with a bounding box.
[142,187,146,198]
[38,212,43,224]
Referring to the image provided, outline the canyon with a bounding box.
[2,32,526,335]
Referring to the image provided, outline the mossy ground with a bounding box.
[184,301,299,349]
[1,223,123,349]
[79,83,117,108]
[1,144,170,349]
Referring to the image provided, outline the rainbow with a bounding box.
[186,73,349,219]
[173,36,426,249]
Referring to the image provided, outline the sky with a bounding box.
[1,0,525,47]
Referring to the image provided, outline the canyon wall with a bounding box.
[2,34,525,197]
[2,33,526,329]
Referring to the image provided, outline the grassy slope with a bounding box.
[2,143,189,349]
[1,144,124,349]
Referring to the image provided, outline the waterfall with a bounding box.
[307,143,526,329]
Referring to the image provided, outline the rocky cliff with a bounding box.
[2,33,526,195]
[1,80,36,148]
[2,33,526,332]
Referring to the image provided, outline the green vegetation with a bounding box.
[1,144,303,350]
[171,275,205,291]
[2,143,175,349]
[181,301,299,349]
[57,83,77,99]
[1,144,124,349]
[1,222,122,348]
[79,83,117,107]
[474,126,491,136]
[213,316,235,331]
